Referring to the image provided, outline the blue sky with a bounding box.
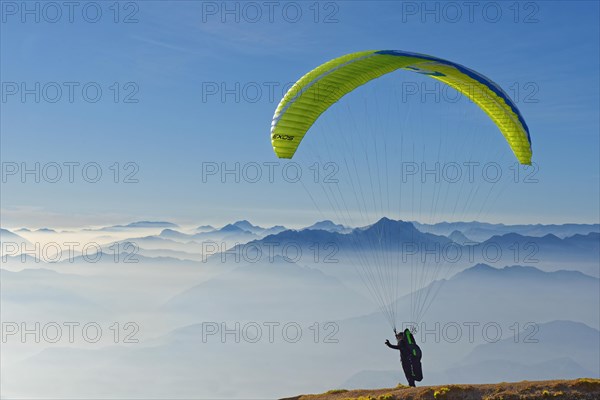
[1,1,599,228]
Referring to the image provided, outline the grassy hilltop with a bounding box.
[281,378,600,400]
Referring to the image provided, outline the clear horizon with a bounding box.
[3,216,600,233]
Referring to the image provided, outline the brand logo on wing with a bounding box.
[272,134,295,141]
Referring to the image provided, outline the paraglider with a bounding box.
[269,50,533,384]
[385,328,423,387]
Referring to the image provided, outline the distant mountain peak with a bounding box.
[449,230,473,244]
[304,220,347,232]
[457,263,521,279]
[233,219,252,225]
[220,224,250,233]
[0,229,32,244]
[365,217,414,232]
[232,220,261,230]
[468,263,496,273]
[456,263,596,281]
[195,225,215,232]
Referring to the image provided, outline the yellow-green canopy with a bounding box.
[270,50,532,165]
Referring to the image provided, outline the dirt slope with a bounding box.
[281,378,600,400]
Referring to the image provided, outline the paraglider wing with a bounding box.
[270,50,532,164]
